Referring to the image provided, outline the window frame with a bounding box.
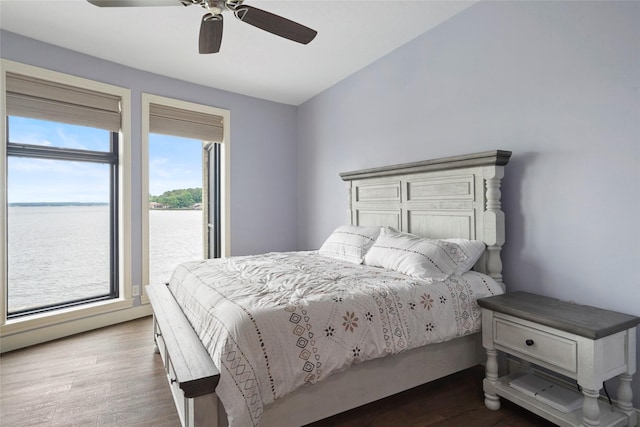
[0,60,132,336]
[140,93,230,302]
[6,127,120,318]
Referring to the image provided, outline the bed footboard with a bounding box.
[146,283,222,427]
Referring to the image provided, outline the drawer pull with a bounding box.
[155,332,162,338]
[170,378,177,384]
[525,339,534,346]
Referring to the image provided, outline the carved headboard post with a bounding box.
[345,180,353,224]
[483,165,506,290]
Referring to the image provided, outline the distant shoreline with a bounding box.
[9,202,109,207]
[149,208,202,211]
[8,203,201,211]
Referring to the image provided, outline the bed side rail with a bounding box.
[146,282,220,398]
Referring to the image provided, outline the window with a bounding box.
[147,133,206,284]
[142,94,229,292]
[1,62,131,321]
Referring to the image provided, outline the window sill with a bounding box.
[1,297,152,352]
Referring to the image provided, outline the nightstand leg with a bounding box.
[616,373,636,427]
[484,348,501,410]
[581,388,601,427]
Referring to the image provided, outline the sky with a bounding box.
[7,116,203,203]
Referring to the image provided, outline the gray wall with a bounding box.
[297,0,640,406]
[1,30,300,267]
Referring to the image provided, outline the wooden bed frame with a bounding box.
[146,149,512,427]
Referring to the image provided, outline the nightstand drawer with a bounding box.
[494,317,577,373]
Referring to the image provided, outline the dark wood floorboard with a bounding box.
[306,365,554,427]
[1,317,554,427]
[0,317,180,427]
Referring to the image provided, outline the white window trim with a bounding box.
[0,60,135,351]
[141,93,230,304]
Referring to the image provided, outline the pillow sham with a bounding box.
[444,238,485,276]
[364,228,484,281]
[318,225,381,264]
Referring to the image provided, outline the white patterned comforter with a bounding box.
[168,251,503,427]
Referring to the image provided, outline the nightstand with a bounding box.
[478,292,639,427]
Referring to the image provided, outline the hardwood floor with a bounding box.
[1,317,554,427]
[0,317,180,427]
[308,366,554,427]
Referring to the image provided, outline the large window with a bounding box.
[2,65,130,319]
[142,94,229,291]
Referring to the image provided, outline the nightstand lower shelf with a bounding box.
[490,374,628,427]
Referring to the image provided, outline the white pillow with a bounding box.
[364,228,483,281]
[319,225,381,264]
[444,238,486,275]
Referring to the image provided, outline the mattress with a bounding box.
[168,251,503,427]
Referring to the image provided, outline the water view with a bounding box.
[149,208,203,285]
[7,205,202,313]
[6,117,207,313]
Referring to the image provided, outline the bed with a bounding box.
[146,149,512,427]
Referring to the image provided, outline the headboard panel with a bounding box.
[340,150,511,288]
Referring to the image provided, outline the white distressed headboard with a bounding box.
[340,150,511,288]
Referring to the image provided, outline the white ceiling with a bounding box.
[0,0,476,105]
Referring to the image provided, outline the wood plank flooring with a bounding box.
[1,317,554,427]
[1,317,180,427]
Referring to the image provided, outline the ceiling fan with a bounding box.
[87,0,318,54]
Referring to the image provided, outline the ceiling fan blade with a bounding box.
[87,0,180,6]
[199,14,223,54]
[233,5,317,45]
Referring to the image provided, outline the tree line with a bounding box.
[149,188,202,209]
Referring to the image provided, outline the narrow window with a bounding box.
[142,96,228,289]
[5,72,123,317]
[148,133,205,284]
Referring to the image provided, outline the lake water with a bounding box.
[149,209,203,285]
[7,206,202,313]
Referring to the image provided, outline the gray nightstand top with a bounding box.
[477,291,640,340]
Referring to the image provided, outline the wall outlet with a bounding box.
[132,285,140,296]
